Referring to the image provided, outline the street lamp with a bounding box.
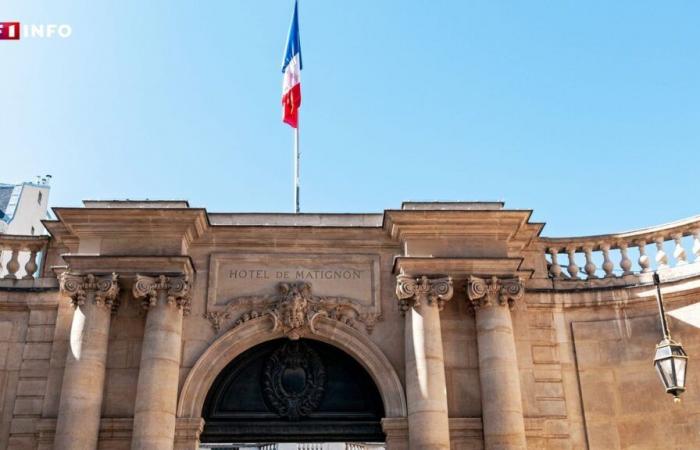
[652,272,688,403]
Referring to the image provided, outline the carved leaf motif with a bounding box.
[132,274,191,314]
[206,281,379,336]
[59,272,120,312]
[467,275,524,309]
[395,274,453,313]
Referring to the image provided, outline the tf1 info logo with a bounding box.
[0,22,73,40]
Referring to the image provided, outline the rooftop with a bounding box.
[75,200,512,227]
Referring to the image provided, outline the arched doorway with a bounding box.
[201,338,386,445]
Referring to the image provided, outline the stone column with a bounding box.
[54,273,120,450]
[396,275,453,450]
[131,274,191,450]
[467,276,527,450]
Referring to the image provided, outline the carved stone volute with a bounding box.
[207,281,377,337]
[395,274,453,314]
[466,275,524,310]
[59,272,120,312]
[132,274,191,315]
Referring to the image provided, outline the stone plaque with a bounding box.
[206,253,381,333]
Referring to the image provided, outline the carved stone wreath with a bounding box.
[262,341,326,421]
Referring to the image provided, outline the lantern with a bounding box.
[653,338,688,402]
[652,272,688,402]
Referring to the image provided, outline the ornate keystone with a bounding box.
[132,274,191,315]
[395,274,453,314]
[467,275,524,310]
[59,272,120,311]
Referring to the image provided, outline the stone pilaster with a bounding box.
[467,276,527,450]
[396,275,453,450]
[54,273,120,450]
[131,274,190,450]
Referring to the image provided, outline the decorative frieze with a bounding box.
[207,281,379,338]
[467,275,524,309]
[132,274,191,315]
[395,274,453,313]
[59,272,120,311]
[206,253,381,326]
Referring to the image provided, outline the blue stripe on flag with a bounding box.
[282,0,302,72]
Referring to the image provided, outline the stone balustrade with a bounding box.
[541,215,700,283]
[0,235,49,280]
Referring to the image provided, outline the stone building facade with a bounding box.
[0,200,699,450]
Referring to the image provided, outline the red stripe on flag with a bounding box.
[282,83,301,128]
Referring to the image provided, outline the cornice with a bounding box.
[393,256,531,279]
[41,220,78,249]
[382,209,544,255]
[59,255,195,279]
[50,207,209,247]
[526,273,700,309]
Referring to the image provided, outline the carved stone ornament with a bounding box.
[395,274,453,314]
[467,275,524,309]
[262,340,326,420]
[206,281,380,338]
[59,272,120,312]
[132,274,192,315]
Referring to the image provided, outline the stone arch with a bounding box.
[177,316,407,421]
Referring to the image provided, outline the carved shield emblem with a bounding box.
[262,340,326,420]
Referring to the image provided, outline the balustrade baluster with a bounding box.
[22,248,39,279]
[672,233,687,265]
[548,248,562,279]
[655,237,669,269]
[5,246,21,279]
[638,240,651,273]
[541,222,700,282]
[0,237,47,281]
[567,247,580,279]
[601,243,614,278]
[583,245,598,279]
[619,242,633,275]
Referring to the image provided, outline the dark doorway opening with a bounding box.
[201,339,386,444]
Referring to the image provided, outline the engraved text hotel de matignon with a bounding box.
[228,268,363,281]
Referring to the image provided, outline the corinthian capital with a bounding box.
[132,274,191,315]
[467,275,524,309]
[395,274,453,314]
[59,272,120,311]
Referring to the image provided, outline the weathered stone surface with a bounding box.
[21,343,51,360]
[2,202,700,450]
[573,313,700,449]
[13,397,43,415]
[28,310,56,326]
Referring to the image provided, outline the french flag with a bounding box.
[282,0,302,128]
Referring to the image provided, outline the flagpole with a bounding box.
[294,123,300,213]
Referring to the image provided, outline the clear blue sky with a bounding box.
[2,1,698,236]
